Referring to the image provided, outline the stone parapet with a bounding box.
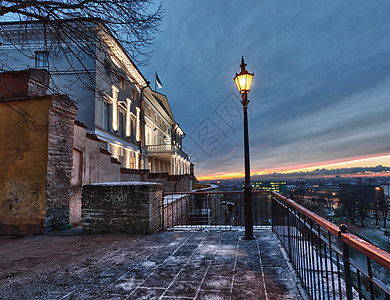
[82,182,164,234]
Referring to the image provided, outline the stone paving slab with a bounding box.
[0,229,306,299]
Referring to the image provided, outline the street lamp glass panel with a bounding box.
[234,73,253,94]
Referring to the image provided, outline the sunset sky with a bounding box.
[142,1,390,179]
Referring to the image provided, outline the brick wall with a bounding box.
[82,182,164,234]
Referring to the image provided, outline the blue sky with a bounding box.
[141,1,390,178]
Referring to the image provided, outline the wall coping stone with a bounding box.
[74,120,87,128]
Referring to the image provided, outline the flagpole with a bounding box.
[155,71,157,91]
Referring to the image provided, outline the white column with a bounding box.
[126,98,131,137]
[135,152,139,169]
[136,107,141,142]
[171,156,174,175]
[112,86,119,131]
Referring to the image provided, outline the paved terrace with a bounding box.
[0,229,306,300]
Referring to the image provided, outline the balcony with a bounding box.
[146,144,190,161]
[162,191,390,299]
[1,191,389,299]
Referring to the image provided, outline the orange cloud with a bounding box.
[197,153,390,181]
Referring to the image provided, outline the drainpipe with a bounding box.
[138,81,150,169]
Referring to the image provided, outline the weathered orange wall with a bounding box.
[0,98,50,234]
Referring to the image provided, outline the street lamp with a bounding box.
[234,56,255,240]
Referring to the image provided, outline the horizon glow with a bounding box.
[197,154,390,181]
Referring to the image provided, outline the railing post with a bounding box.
[340,224,353,300]
[271,196,275,232]
[286,203,292,259]
[161,193,165,230]
[366,257,375,300]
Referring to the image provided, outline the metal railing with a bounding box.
[161,191,271,229]
[271,192,390,300]
[161,190,390,299]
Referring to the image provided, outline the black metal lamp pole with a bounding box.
[234,57,255,240]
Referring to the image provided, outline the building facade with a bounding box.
[251,181,288,194]
[0,20,191,175]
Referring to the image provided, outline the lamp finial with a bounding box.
[240,56,247,73]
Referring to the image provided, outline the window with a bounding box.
[154,113,157,122]
[71,149,83,186]
[103,101,111,131]
[130,152,136,169]
[131,119,136,141]
[118,111,125,137]
[119,77,125,90]
[35,51,50,67]
[118,147,124,165]
[104,59,111,76]
[148,107,151,116]
[131,88,135,100]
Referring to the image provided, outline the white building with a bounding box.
[0,19,191,175]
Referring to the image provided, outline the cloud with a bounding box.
[141,0,390,177]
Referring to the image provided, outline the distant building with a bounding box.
[251,181,287,194]
[339,183,379,206]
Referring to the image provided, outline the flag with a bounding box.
[155,72,163,89]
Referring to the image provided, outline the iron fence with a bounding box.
[272,192,390,300]
[161,191,271,229]
[161,190,390,299]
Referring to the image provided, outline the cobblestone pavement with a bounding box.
[0,229,305,299]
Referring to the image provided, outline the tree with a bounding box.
[0,0,164,65]
[0,1,164,123]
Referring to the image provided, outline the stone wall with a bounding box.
[121,168,150,182]
[45,95,78,231]
[146,173,193,193]
[165,175,193,193]
[0,69,77,234]
[82,182,164,234]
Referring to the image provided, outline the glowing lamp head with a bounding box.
[234,57,254,94]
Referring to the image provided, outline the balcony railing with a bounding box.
[162,191,390,299]
[146,144,190,160]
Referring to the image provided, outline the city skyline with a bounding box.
[141,1,390,179]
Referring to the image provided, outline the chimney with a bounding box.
[0,69,50,99]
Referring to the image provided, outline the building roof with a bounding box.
[0,18,149,90]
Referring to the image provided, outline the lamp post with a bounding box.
[234,57,255,240]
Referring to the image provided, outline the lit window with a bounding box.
[131,88,135,100]
[119,77,125,90]
[35,51,50,67]
[130,152,136,169]
[118,147,124,165]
